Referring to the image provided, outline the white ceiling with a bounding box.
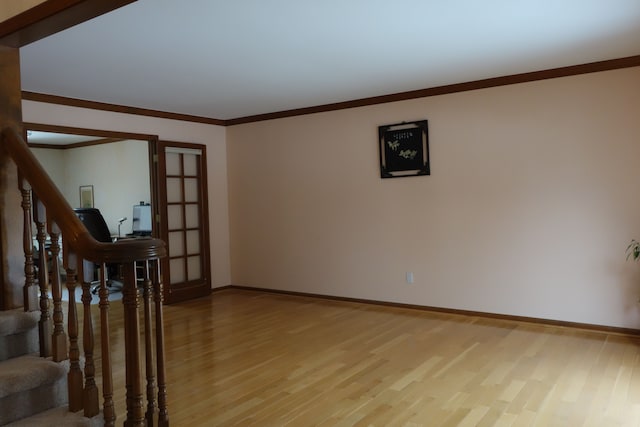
[26,130,103,145]
[18,0,640,121]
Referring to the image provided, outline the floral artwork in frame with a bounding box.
[378,120,430,178]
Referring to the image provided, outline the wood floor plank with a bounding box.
[72,288,640,425]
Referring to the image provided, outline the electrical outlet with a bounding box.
[406,272,414,284]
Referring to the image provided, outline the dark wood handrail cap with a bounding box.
[77,235,167,263]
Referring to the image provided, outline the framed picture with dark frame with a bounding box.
[378,120,430,178]
[79,185,94,208]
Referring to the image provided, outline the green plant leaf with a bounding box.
[626,239,640,261]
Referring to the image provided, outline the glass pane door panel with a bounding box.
[169,258,185,285]
[183,153,198,176]
[159,142,210,302]
[166,152,181,175]
[167,205,183,230]
[187,256,201,281]
[186,230,200,255]
[184,178,199,202]
[168,231,184,257]
[166,178,182,203]
[185,205,199,228]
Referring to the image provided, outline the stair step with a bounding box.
[0,309,39,337]
[0,355,68,425]
[0,310,39,362]
[0,355,65,398]
[5,406,102,427]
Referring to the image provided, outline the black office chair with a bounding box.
[74,208,122,294]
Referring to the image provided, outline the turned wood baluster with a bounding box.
[33,196,51,357]
[123,261,145,427]
[154,260,169,427]
[64,250,84,412]
[80,259,99,417]
[48,222,67,362]
[99,262,116,427]
[142,260,157,426]
[19,177,38,312]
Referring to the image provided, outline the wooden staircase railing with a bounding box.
[1,126,168,426]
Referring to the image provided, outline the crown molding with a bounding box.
[21,91,226,126]
[226,55,640,125]
[22,55,640,127]
[28,137,124,150]
[24,121,156,141]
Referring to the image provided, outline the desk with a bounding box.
[112,234,152,242]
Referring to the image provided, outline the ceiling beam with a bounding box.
[0,0,136,48]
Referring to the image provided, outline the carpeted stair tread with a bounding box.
[0,310,39,337]
[0,355,66,399]
[5,406,103,427]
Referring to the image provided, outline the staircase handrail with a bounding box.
[1,126,166,262]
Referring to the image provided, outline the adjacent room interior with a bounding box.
[28,131,152,237]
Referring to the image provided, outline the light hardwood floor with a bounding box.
[92,289,640,426]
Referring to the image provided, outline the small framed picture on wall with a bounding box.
[79,185,94,208]
[378,120,430,178]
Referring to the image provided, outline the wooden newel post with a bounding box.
[80,258,99,417]
[154,260,169,427]
[142,260,157,426]
[99,261,116,426]
[19,176,38,311]
[65,250,83,412]
[33,195,51,357]
[123,261,145,426]
[48,221,67,362]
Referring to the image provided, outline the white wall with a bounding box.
[31,147,65,189]
[22,101,231,288]
[227,66,640,329]
[33,140,151,236]
[23,67,640,328]
[65,140,150,235]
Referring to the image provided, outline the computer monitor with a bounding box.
[132,203,152,236]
